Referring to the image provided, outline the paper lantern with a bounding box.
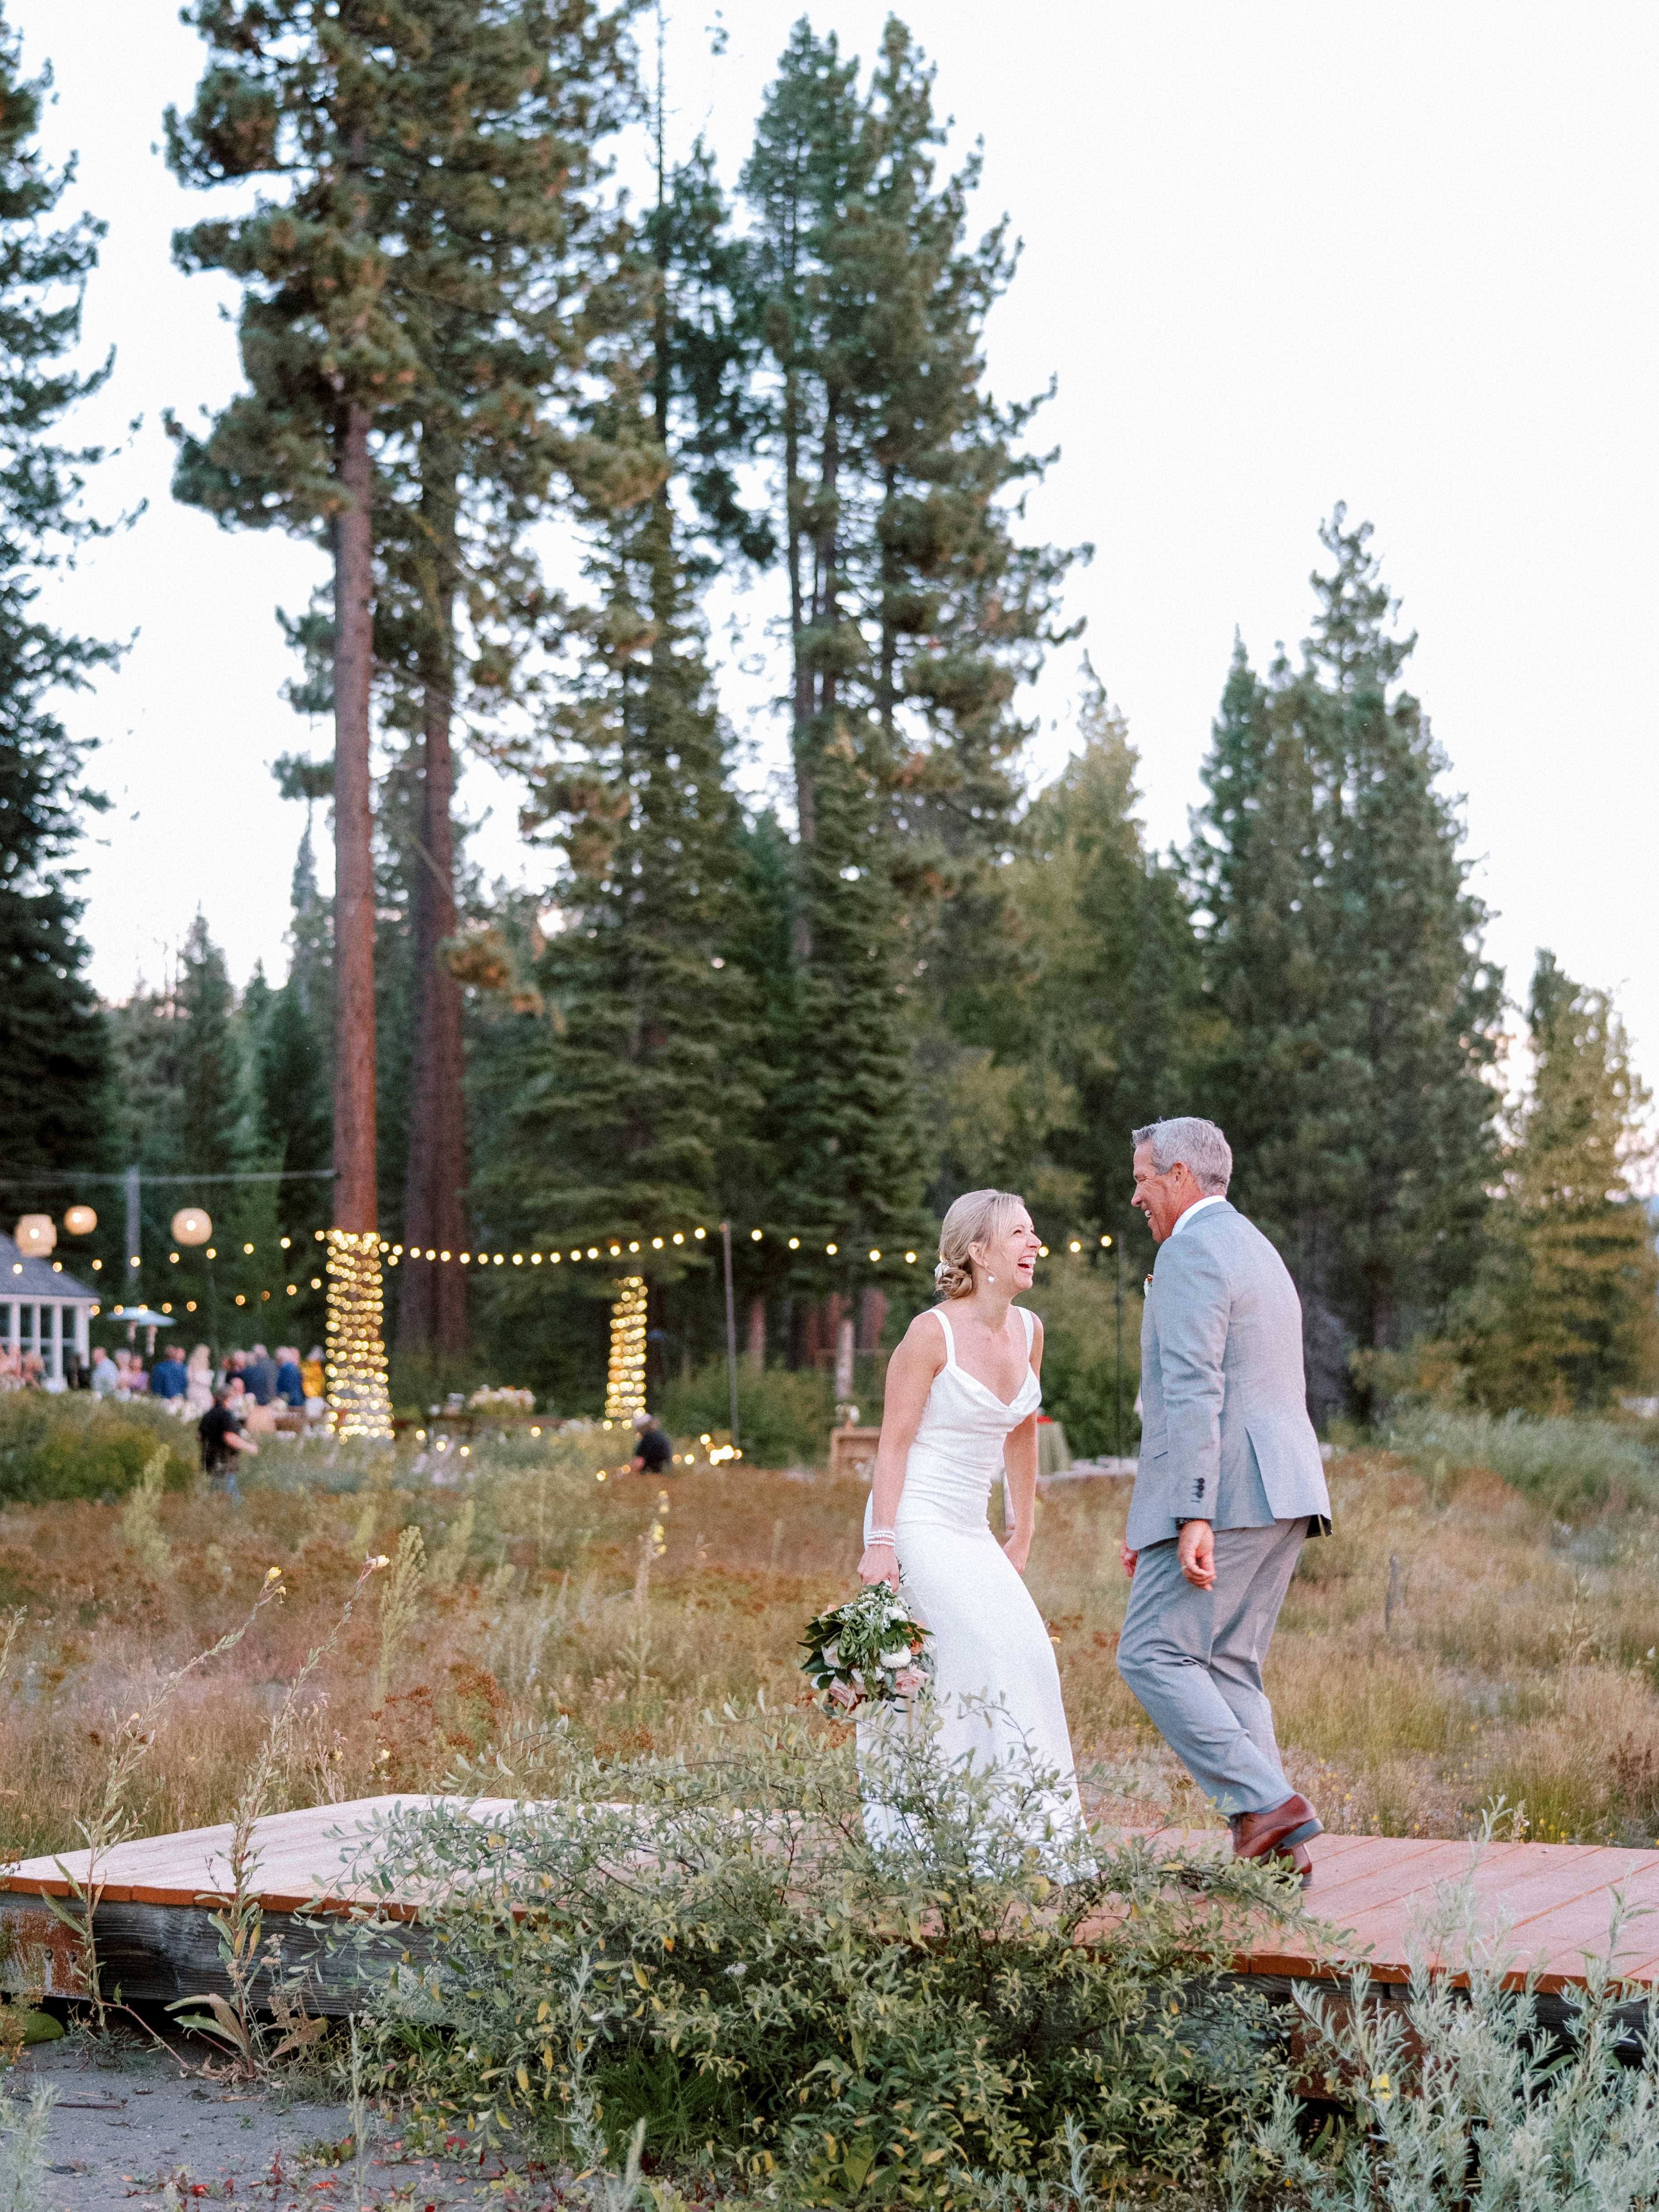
[63,1204,97,1237]
[171,1208,212,1246]
[13,1215,55,1257]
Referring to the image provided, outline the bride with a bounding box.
[856,1189,1087,1869]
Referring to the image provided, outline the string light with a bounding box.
[233,1221,1117,1304]
[605,1275,648,1421]
[325,1228,393,1442]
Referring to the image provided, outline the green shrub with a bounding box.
[655,1362,848,1469]
[1032,1260,1141,1460]
[1389,1407,1658,1516]
[0,1393,196,1504]
[350,1712,1308,2201]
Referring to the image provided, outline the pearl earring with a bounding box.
[986,1273,996,1284]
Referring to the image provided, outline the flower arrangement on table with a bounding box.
[467,1386,535,1409]
[800,1584,932,1714]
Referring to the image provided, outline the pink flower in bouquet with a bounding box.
[892,1668,925,1696]
[827,1679,860,1710]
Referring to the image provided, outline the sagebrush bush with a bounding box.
[348,1711,1308,2203]
[1390,1406,1658,1516]
[1247,1847,1659,2209]
[0,1391,195,1503]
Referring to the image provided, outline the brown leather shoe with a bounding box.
[1231,1794,1321,1887]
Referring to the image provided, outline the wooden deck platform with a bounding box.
[4,1800,1657,2016]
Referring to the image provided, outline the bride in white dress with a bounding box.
[856,1189,1087,1870]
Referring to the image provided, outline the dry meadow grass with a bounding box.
[1,1430,1657,1864]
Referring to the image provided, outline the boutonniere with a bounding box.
[1142,1273,1153,1295]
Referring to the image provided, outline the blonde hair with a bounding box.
[935,1189,1026,1300]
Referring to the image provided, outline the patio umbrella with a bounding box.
[107,1305,171,1354]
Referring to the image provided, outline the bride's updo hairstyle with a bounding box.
[935,1189,1025,1301]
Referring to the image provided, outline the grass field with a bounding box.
[1,1422,1657,1866]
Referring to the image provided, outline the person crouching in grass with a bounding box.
[199,1382,259,1501]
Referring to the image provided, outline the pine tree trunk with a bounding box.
[398,637,470,1356]
[332,401,377,1231]
[746,1296,766,1374]
[785,367,814,957]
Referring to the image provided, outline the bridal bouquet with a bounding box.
[800,1584,932,1714]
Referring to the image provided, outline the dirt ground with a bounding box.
[13,2030,558,2210]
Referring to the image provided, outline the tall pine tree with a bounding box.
[167,0,639,1370]
[733,18,1079,1308]
[1460,953,1659,1412]
[1191,513,1501,1414]
[944,673,1199,1242]
[0,11,118,1199]
[475,119,760,1396]
[255,819,334,1306]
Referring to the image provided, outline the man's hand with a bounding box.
[1120,1540,1137,1579]
[1176,1519,1215,1589]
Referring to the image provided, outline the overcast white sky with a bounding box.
[14,1,1659,1104]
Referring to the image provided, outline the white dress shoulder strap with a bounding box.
[929,1305,957,1363]
[1019,1304,1035,1351]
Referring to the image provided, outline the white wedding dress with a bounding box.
[858,1304,1088,1872]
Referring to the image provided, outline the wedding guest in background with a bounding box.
[150,1344,189,1402]
[91,1346,118,1396]
[274,1346,305,1410]
[301,1345,326,1418]
[244,1343,277,1406]
[185,1344,215,1416]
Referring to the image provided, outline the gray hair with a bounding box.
[1132,1116,1233,1195]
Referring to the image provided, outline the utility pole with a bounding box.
[720,1221,740,1449]
[124,1166,141,1305]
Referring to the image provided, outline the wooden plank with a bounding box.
[9,1802,1659,2010]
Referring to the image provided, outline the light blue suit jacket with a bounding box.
[1128,1199,1330,1551]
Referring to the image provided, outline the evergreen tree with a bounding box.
[105,921,285,1339]
[946,675,1199,1242]
[730,17,1080,1282]
[256,821,334,1262]
[1462,953,1659,1412]
[176,914,248,1181]
[1191,513,1501,1413]
[166,0,639,1305]
[738,18,1074,910]
[773,737,935,1289]
[0,11,118,1198]
[476,128,761,1397]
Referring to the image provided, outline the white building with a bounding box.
[0,1233,97,1383]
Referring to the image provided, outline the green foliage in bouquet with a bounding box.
[800,1584,932,1713]
[345,1711,1312,2203]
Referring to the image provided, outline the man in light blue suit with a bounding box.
[1116,1116,1331,1883]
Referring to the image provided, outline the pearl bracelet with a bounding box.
[866,1527,897,1547]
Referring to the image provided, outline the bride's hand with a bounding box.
[1003,1528,1031,1576]
[858,1541,900,1593]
